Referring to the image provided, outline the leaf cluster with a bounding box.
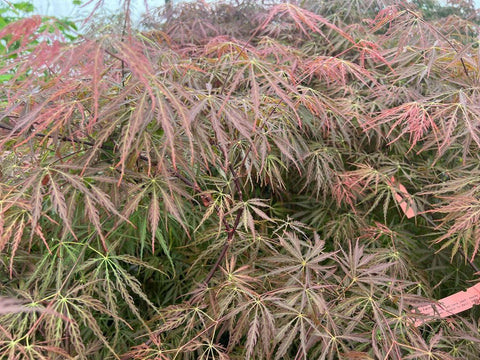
[1,0,480,359]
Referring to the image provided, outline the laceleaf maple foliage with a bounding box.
[1,0,480,359]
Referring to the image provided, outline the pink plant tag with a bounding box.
[389,176,416,218]
[414,282,480,326]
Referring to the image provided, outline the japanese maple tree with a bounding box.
[1,0,480,359]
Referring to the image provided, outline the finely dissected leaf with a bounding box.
[245,314,259,359]
[149,189,160,252]
[428,194,480,260]
[84,195,107,251]
[9,216,25,278]
[90,40,106,127]
[117,254,166,275]
[261,3,354,43]
[365,101,438,149]
[275,319,299,360]
[0,15,43,48]
[303,56,377,87]
[49,174,75,236]
[117,92,154,177]
[29,176,45,240]
[122,183,148,219]
[155,228,174,272]
[0,297,41,315]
